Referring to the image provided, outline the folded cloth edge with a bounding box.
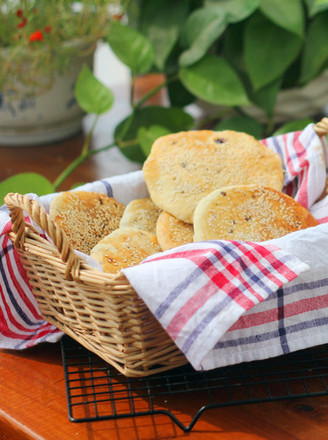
[123,240,309,370]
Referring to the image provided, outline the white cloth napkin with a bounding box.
[1,123,328,373]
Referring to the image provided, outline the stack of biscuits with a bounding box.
[49,130,318,274]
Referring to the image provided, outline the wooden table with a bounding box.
[2,136,328,440]
[0,132,140,192]
[2,335,328,440]
[2,79,328,440]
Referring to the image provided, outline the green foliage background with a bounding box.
[2,0,328,201]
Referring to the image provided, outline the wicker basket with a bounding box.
[4,193,187,377]
[4,118,328,377]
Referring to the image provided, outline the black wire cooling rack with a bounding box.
[60,336,328,432]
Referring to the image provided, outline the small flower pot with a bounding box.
[0,40,94,147]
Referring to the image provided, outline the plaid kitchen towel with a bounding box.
[0,171,149,349]
[123,239,309,369]
[1,123,328,371]
[205,223,328,370]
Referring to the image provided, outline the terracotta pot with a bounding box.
[132,73,169,107]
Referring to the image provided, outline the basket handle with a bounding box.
[314,117,328,137]
[4,192,81,281]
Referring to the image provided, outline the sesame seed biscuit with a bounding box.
[49,191,125,254]
[156,211,194,251]
[119,198,161,234]
[193,185,318,242]
[142,130,284,224]
[90,227,162,273]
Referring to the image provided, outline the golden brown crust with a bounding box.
[119,198,161,234]
[156,211,194,251]
[143,130,284,224]
[49,191,125,254]
[90,227,162,273]
[193,185,318,242]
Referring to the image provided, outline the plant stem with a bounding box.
[81,114,99,156]
[53,140,116,190]
[117,138,138,148]
[53,114,99,190]
[266,117,275,137]
[130,74,136,108]
[52,74,174,190]
[112,76,174,145]
[53,154,88,191]
[135,75,175,108]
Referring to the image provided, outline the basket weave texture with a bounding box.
[4,193,187,377]
[4,118,328,377]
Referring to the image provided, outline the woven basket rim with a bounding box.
[3,117,328,377]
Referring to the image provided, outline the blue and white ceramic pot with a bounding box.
[0,40,94,147]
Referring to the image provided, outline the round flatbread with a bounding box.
[143,130,284,224]
[49,191,125,254]
[90,227,162,273]
[193,185,318,242]
[156,211,194,251]
[119,198,161,234]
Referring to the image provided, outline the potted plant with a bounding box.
[3,0,328,197]
[104,0,328,158]
[0,0,123,146]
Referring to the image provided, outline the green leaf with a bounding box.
[179,55,249,106]
[248,77,282,118]
[115,106,194,163]
[273,118,314,136]
[244,13,302,90]
[214,115,263,138]
[281,58,303,89]
[106,21,154,75]
[75,65,114,115]
[138,125,171,157]
[300,11,328,84]
[140,0,188,70]
[204,0,261,23]
[222,22,246,73]
[70,182,85,190]
[305,0,328,16]
[0,173,54,205]
[260,0,304,36]
[167,79,195,107]
[179,7,227,67]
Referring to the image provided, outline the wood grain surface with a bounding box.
[2,75,328,440]
[0,133,110,192]
[2,340,328,440]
